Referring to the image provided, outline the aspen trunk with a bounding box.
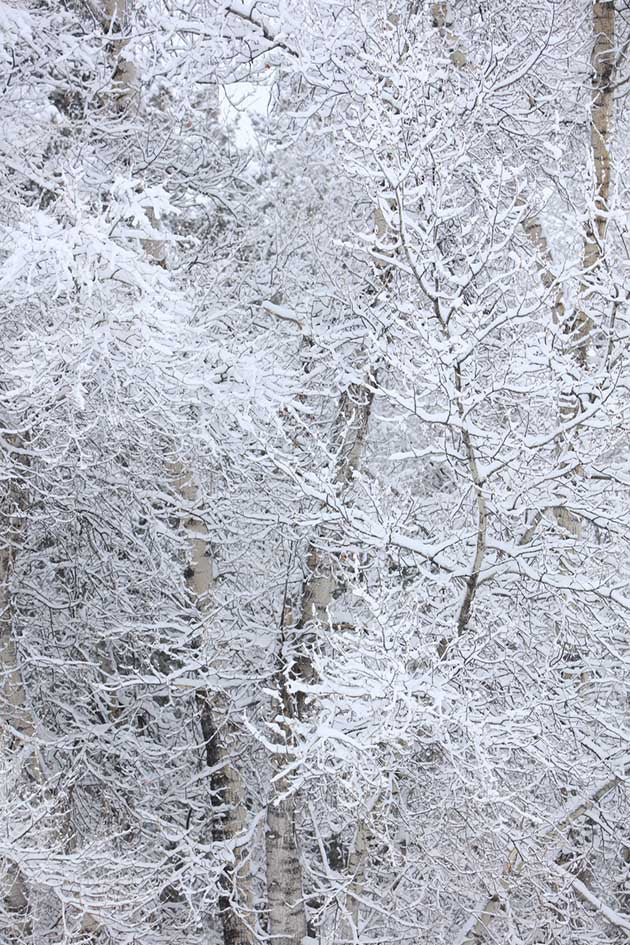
[0,480,64,941]
[0,445,33,743]
[100,6,255,936]
[555,1,614,532]
[197,691,256,945]
[264,18,395,932]
[265,328,377,945]
[556,0,614,544]
[0,548,31,924]
[337,820,369,944]
[571,0,615,368]
[265,785,308,945]
[449,9,616,938]
[103,0,139,113]
[0,546,32,744]
[178,470,257,945]
[0,467,37,925]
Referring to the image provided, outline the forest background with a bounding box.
[1,1,630,943]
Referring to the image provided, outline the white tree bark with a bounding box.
[265,781,308,945]
[99,9,255,940]
[265,213,382,942]
[0,453,41,927]
[336,820,369,945]
[177,469,257,945]
[102,0,139,112]
[0,514,30,924]
[572,0,615,368]
[0,544,31,744]
[555,0,615,540]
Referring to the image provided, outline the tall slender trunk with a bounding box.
[553,0,615,876]
[524,0,617,910]
[0,438,33,742]
[434,5,618,941]
[102,0,139,113]
[0,462,62,940]
[197,691,257,945]
[0,539,31,744]
[555,0,614,542]
[265,344,377,945]
[265,750,308,945]
[571,0,615,369]
[0,478,32,923]
[177,469,257,945]
[99,7,256,937]
[336,820,369,945]
[265,286,379,945]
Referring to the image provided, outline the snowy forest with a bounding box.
[1,0,630,942]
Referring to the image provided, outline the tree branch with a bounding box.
[455,757,630,945]
[225,3,299,58]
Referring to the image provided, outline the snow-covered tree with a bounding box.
[2,0,630,943]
